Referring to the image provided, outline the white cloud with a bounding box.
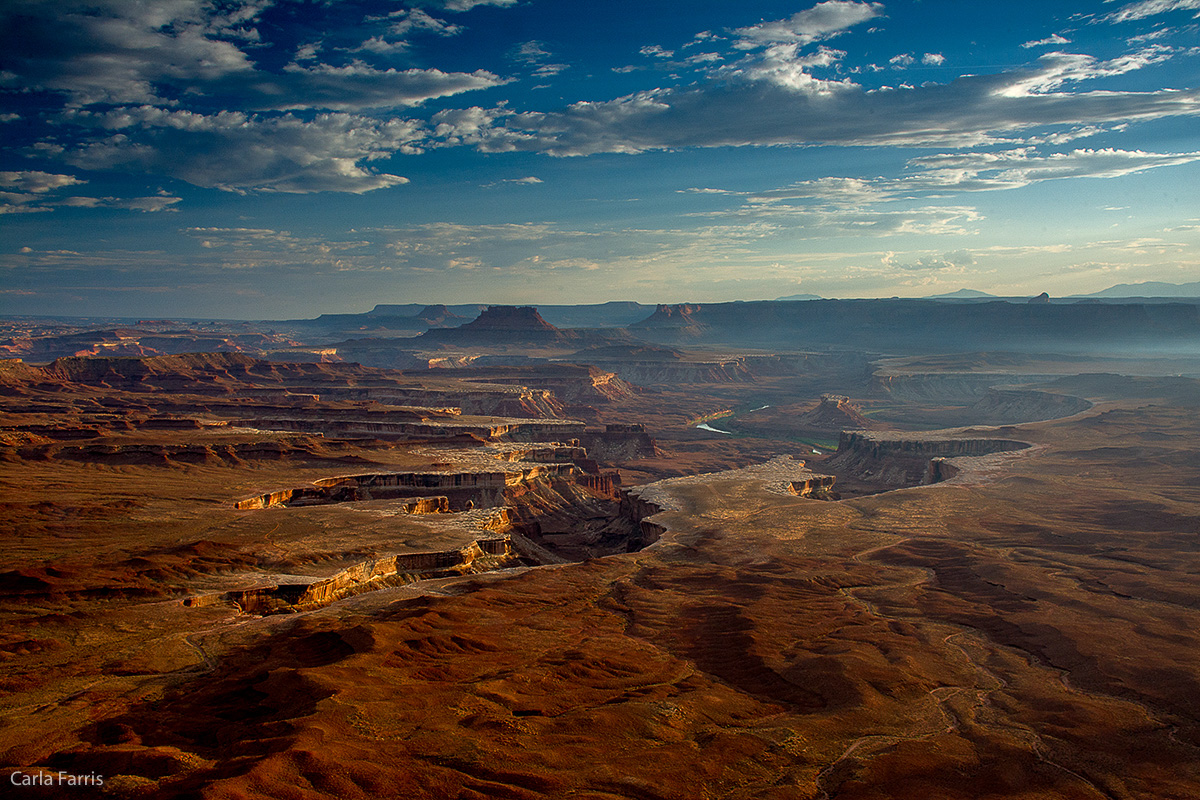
[0,170,179,213]
[733,1,884,48]
[922,53,946,66]
[640,45,675,58]
[384,9,462,38]
[450,58,1199,156]
[0,171,85,193]
[905,147,1200,188]
[0,0,261,106]
[482,176,544,187]
[882,250,976,272]
[1022,34,1072,48]
[65,108,419,193]
[260,63,507,111]
[1105,0,1200,23]
[443,35,1197,157]
[996,46,1176,97]
[417,0,518,11]
[724,45,855,93]
[511,41,569,77]
[0,0,506,113]
[741,148,1200,208]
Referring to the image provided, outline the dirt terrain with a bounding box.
[2,316,1199,799]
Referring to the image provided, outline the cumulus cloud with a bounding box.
[64,107,419,193]
[724,45,855,93]
[640,45,675,58]
[0,170,179,213]
[733,1,884,48]
[384,9,463,38]
[0,171,86,193]
[0,0,260,106]
[0,0,506,112]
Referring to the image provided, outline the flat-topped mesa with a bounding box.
[199,536,520,614]
[234,464,579,510]
[796,394,871,431]
[462,306,560,332]
[824,431,1031,489]
[415,304,468,327]
[630,303,703,328]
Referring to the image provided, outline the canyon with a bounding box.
[1,303,1199,799]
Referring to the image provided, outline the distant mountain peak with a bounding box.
[926,288,996,299]
[1079,280,1200,298]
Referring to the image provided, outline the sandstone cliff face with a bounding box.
[462,306,560,332]
[208,535,520,614]
[235,466,579,510]
[795,395,871,432]
[580,424,661,462]
[823,432,1030,488]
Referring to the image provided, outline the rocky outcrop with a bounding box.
[461,306,560,332]
[197,536,520,614]
[618,490,668,546]
[236,416,584,442]
[788,475,839,500]
[316,385,567,418]
[794,395,871,432]
[580,424,661,462]
[823,431,1030,488]
[428,364,638,404]
[235,465,578,510]
[585,358,752,385]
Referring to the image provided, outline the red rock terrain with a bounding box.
[2,344,1200,799]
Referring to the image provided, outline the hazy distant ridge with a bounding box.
[1074,281,1200,298]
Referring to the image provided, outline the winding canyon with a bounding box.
[2,307,1199,799]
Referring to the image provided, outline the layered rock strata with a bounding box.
[824,431,1031,488]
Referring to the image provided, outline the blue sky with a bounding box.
[1,0,1198,318]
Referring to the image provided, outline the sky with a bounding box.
[1,0,1199,319]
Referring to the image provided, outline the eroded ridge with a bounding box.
[823,430,1032,490]
[187,533,520,614]
[234,465,578,510]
